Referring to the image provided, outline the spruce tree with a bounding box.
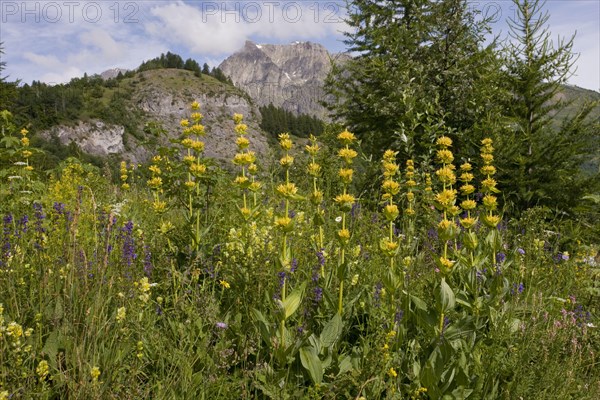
[325,0,504,160]
[497,0,599,215]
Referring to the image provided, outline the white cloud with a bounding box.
[80,29,126,60]
[1,0,595,91]
[146,0,348,56]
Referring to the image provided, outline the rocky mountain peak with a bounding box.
[219,41,346,118]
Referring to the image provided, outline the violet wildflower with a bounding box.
[395,310,404,324]
[290,258,298,273]
[120,221,137,268]
[19,215,28,235]
[216,322,228,329]
[313,286,323,303]
[374,282,383,306]
[496,252,506,264]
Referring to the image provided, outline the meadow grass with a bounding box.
[1,106,599,399]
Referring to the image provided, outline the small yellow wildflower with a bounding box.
[36,360,49,380]
[338,148,358,163]
[149,165,161,175]
[435,166,456,185]
[274,216,294,232]
[181,138,194,148]
[152,200,167,213]
[481,165,496,175]
[190,163,207,176]
[481,153,494,164]
[437,149,454,164]
[307,162,321,176]
[90,366,101,382]
[482,214,501,228]
[233,152,256,165]
[22,150,33,158]
[337,129,357,144]
[436,136,452,148]
[460,216,477,229]
[380,238,399,256]
[234,176,250,187]
[434,189,457,208]
[461,199,477,210]
[21,137,30,147]
[7,322,23,338]
[219,280,230,289]
[460,184,475,196]
[388,367,398,378]
[233,113,243,124]
[337,228,351,244]
[334,193,356,211]
[236,136,250,149]
[382,179,400,195]
[439,256,455,270]
[383,204,399,221]
[481,178,497,192]
[382,149,397,162]
[191,112,203,122]
[305,142,320,155]
[116,307,126,323]
[191,140,205,152]
[279,135,293,150]
[382,161,399,177]
[190,124,206,136]
[460,172,474,182]
[276,182,298,198]
[482,195,497,210]
[338,168,354,184]
[180,119,190,127]
[279,155,294,167]
[191,101,200,110]
[310,190,323,205]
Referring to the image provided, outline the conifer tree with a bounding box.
[497,0,599,214]
[325,0,504,159]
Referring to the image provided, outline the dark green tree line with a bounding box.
[259,103,324,138]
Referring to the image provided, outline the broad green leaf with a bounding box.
[452,386,474,399]
[300,346,323,384]
[410,294,428,311]
[42,330,59,369]
[338,355,353,376]
[251,309,271,344]
[439,278,455,313]
[282,282,306,320]
[320,313,343,348]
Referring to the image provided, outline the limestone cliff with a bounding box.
[219,40,349,119]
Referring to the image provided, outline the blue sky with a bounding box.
[1,1,598,91]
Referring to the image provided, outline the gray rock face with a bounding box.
[219,40,347,118]
[40,69,269,166]
[42,121,125,155]
[100,68,129,80]
[132,70,269,165]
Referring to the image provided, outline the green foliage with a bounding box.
[1,108,599,399]
[325,0,505,160]
[496,0,600,221]
[259,103,325,138]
